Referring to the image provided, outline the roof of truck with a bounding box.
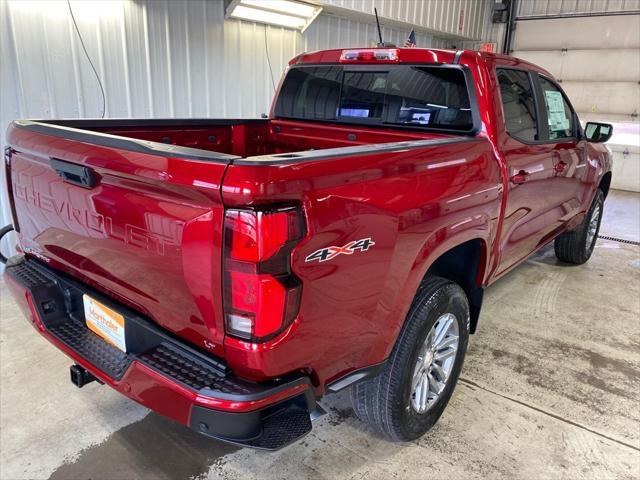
[290,47,553,78]
[290,47,461,65]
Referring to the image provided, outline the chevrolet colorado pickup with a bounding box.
[3,47,613,449]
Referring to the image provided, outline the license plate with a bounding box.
[83,295,127,352]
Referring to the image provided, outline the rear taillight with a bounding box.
[223,206,305,342]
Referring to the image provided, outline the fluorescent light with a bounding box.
[226,0,322,31]
[242,0,316,18]
[230,5,306,29]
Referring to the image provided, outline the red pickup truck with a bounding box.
[3,48,612,449]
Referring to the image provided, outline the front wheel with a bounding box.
[351,276,470,441]
[554,189,604,265]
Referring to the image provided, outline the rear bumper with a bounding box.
[4,256,315,450]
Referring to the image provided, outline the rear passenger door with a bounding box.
[496,68,559,274]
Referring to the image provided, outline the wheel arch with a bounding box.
[422,238,488,334]
[599,171,612,198]
[370,227,494,371]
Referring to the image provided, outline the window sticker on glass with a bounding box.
[544,90,569,132]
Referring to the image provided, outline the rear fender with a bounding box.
[380,226,491,360]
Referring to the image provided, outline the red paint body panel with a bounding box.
[7,126,229,358]
[4,48,612,414]
[221,137,501,383]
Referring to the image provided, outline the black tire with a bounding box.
[0,224,15,265]
[554,189,604,265]
[351,276,470,441]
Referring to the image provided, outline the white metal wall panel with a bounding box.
[518,0,640,16]
[321,0,495,40]
[305,14,450,51]
[1,0,495,240]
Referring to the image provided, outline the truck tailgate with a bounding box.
[6,122,231,357]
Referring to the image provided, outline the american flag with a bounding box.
[404,30,416,48]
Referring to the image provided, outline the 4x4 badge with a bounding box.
[305,238,375,263]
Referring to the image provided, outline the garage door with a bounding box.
[511,14,640,192]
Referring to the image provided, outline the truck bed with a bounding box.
[16,118,441,161]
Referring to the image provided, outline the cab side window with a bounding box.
[497,68,538,143]
[538,76,575,140]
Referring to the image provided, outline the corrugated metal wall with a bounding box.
[0,0,496,252]
[322,0,494,40]
[0,0,480,123]
[518,0,640,17]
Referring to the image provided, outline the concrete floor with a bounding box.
[1,190,639,480]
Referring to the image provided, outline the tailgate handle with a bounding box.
[51,159,99,189]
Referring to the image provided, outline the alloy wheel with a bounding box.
[409,313,459,414]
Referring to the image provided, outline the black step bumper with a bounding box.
[4,256,315,450]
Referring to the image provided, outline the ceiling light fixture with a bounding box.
[226,0,322,32]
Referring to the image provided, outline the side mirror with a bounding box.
[584,122,613,143]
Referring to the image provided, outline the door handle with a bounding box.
[51,158,99,189]
[554,161,568,174]
[510,170,530,185]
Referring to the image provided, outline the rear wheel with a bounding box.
[351,276,470,441]
[554,189,604,265]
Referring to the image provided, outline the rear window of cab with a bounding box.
[274,65,476,133]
